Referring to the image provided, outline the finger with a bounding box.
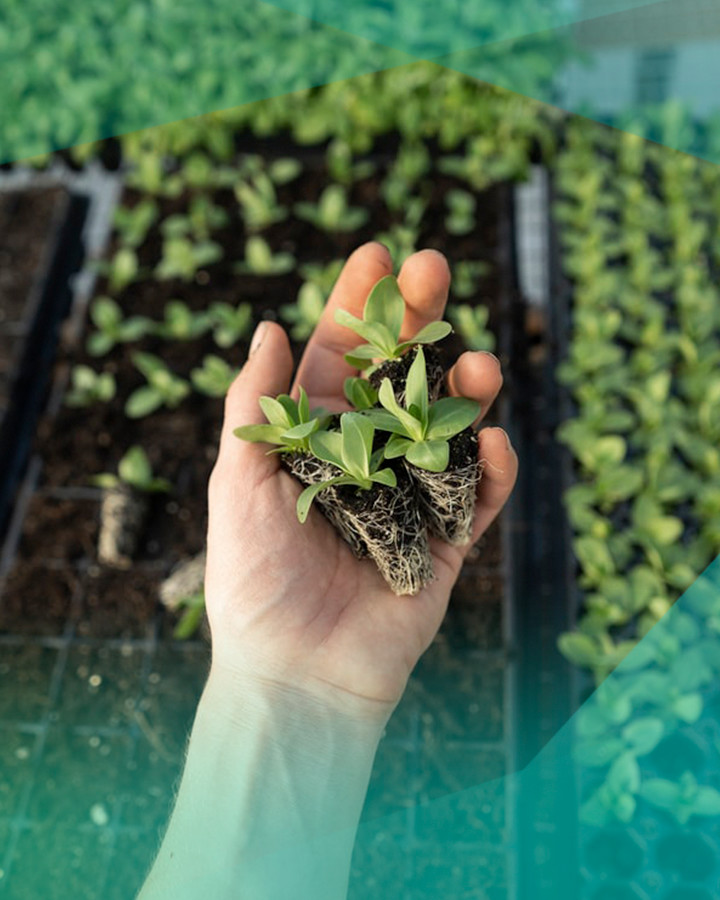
[396,248,451,340]
[292,242,393,406]
[446,350,504,425]
[213,321,294,481]
[470,426,518,544]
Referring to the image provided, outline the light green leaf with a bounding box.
[298,387,310,423]
[91,297,121,330]
[340,413,372,479]
[118,446,152,487]
[364,409,411,437]
[364,275,405,341]
[378,379,421,438]
[427,397,480,439]
[621,718,664,756]
[233,424,286,444]
[401,320,452,347]
[406,440,449,472]
[384,436,414,459]
[371,468,397,488]
[309,431,344,468]
[282,421,318,441]
[405,348,428,424]
[259,396,292,428]
[343,377,377,411]
[125,387,163,419]
[296,482,331,524]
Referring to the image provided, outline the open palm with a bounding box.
[205,244,518,724]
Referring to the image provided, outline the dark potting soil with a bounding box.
[448,427,478,470]
[369,344,446,400]
[0,154,510,642]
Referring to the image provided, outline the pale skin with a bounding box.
[138,243,518,900]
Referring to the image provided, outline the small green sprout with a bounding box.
[125,353,191,418]
[65,366,117,407]
[335,275,452,369]
[234,172,288,232]
[161,195,229,241]
[173,591,206,640]
[114,199,159,248]
[296,413,397,523]
[104,247,141,293]
[233,387,329,454]
[90,446,171,493]
[448,304,496,351]
[234,237,295,276]
[155,237,223,281]
[369,348,480,472]
[294,185,369,233]
[445,189,477,236]
[450,261,489,300]
[298,259,343,294]
[190,355,237,397]
[86,297,153,357]
[153,300,211,341]
[280,282,325,341]
[207,301,253,348]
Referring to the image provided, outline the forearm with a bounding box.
[138,666,384,900]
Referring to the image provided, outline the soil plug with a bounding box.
[407,427,481,545]
[90,446,172,568]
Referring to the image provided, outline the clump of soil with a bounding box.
[369,344,445,403]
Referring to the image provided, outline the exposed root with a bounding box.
[409,460,481,546]
[97,485,148,568]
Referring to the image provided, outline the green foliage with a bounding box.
[296,413,397,523]
[280,282,325,341]
[450,261,490,300]
[125,353,190,418]
[234,171,288,232]
[233,387,329,454]
[64,365,117,407]
[294,185,368,233]
[343,377,378,411]
[190,355,237,397]
[114,199,159,248]
[155,236,223,281]
[444,189,477,235]
[298,259,343,295]
[448,304,496,351]
[90,446,171,494]
[234,236,295,276]
[173,591,206,640]
[207,301,253,348]
[86,297,153,357]
[103,247,141,293]
[368,348,480,472]
[335,275,452,369]
[153,300,211,341]
[160,195,229,241]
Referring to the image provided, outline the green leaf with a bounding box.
[378,379,421,438]
[558,632,602,667]
[427,397,480,439]
[86,332,114,357]
[371,468,397,488]
[298,387,310,423]
[282,421,318,441]
[131,352,164,380]
[233,424,286,444]
[335,310,394,354]
[406,440,449,472]
[343,377,377,411]
[621,718,664,756]
[91,297,121,330]
[672,693,703,723]
[118,446,152,488]
[340,414,372,479]
[173,601,205,640]
[364,275,405,341]
[296,479,350,523]
[402,320,453,347]
[309,431,344,468]
[344,343,382,368]
[125,387,163,419]
[693,786,720,817]
[384,435,414,459]
[259,396,293,428]
[364,409,411,437]
[405,348,428,424]
[639,778,681,810]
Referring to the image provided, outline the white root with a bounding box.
[409,460,482,546]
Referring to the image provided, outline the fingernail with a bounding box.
[481,351,501,368]
[250,321,268,357]
[501,428,513,451]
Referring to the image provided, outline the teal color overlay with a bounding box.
[5,0,720,161]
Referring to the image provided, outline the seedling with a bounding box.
[125,353,191,418]
[234,236,295,276]
[104,247,141,293]
[343,377,378,411]
[444,189,477,236]
[294,185,368,233]
[161,195,229,241]
[233,387,329,454]
[448,304,496,351]
[173,590,207,640]
[235,172,288,231]
[450,261,489,300]
[114,199,159,248]
[91,445,172,494]
[280,282,325,341]
[296,413,397,523]
[369,348,479,472]
[208,301,253,348]
[190,355,237,397]
[326,139,376,185]
[335,275,452,369]
[298,259,344,294]
[86,297,154,357]
[153,300,211,341]
[155,236,223,281]
[65,366,117,407]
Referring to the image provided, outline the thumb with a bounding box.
[214,321,294,480]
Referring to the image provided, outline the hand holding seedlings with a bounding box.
[139,245,517,900]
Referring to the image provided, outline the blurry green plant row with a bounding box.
[554,120,720,827]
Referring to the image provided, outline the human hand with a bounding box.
[204,243,518,727]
